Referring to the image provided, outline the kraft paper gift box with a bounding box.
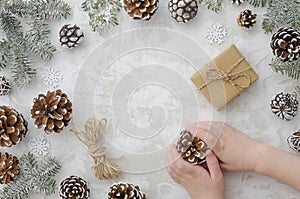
[191,44,259,110]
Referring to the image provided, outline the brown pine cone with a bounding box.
[0,106,28,147]
[287,130,300,153]
[59,175,90,199]
[0,76,11,96]
[59,24,84,48]
[270,92,298,121]
[270,27,300,62]
[176,130,208,165]
[0,152,20,184]
[237,9,257,28]
[108,182,146,199]
[124,0,159,20]
[168,0,198,23]
[31,89,72,134]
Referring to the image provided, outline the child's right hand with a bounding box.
[186,121,265,172]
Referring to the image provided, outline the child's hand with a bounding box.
[166,145,225,199]
[186,121,264,172]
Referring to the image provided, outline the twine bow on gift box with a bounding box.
[198,57,252,95]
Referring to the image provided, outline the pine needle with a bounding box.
[270,57,300,80]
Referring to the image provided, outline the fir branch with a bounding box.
[262,0,300,33]
[30,0,71,20]
[0,14,23,38]
[82,0,122,32]
[0,40,10,69]
[270,57,300,80]
[0,153,61,199]
[246,0,271,7]
[199,0,222,13]
[295,85,300,98]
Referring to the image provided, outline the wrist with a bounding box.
[253,143,272,173]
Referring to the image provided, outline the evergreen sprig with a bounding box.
[82,0,122,33]
[262,0,300,33]
[0,153,61,199]
[247,0,271,8]
[0,0,71,87]
[270,58,300,80]
[199,0,222,13]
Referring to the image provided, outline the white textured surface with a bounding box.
[1,0,300,198]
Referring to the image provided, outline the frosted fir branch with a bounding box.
[262,0,300,33]
[246,0,271,7]
[82,0,122,33]
[270,58,300,80]
[30,0,71,20]
[199,0,222,13]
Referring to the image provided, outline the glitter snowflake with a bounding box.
[42,66,63,89]
[206,23,228,45]
[28,135,51,157]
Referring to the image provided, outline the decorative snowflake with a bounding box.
[205,23,228,45]
[28,135,51,157]
[42,66,63,89]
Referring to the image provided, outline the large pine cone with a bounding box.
[270,92,298,121]
[0,152,20,184]
[59,175,90,199]
[108,182,146,199]
[270,27,300,62]
[124,0,159,20]
[287,130,300,153]
[168,0,198,23]
[237,9,256,28]
[0,106,28,147]
[31,89,72,134]
[176,130,208,165]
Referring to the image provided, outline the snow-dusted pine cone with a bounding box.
[270,92,299,121]
[237,9,257,28]
[0,76,11,96]
[168,0,198,23]
[0,152,20,184]
[108,182,146,199]
[176,130,208,165]
[0,106,28,147]
[59,24,84,48]
[287,130,300,153]
[231,0,244,5]
[124,0,159,20]
[31,89,72,133]
[59,175,90,199]
[270,27,300,62]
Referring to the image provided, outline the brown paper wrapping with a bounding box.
[191,44,259,110]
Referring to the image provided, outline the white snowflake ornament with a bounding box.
[42,66,63,89]
[28,135,51,157]
[206,23,228,45]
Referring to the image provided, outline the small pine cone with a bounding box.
[31,89,72,133]
[0,76,11,96]
[0,152,20,184]
[231,0,244,5]
[287,130,300,153]
[176,130,208,165]
[270,27,300,62]
[0,106,28,147]
[168,0,198,24]
[59,175,90,199]
[59,24,84,48]
[270,92,299,121]
[237,9,257,28]
[108,182,146,199]
[124,0,159,20]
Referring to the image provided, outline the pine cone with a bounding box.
[108,182,146,199]
[124,0,159,20]
[31,89,72,133]
[168,0,198,23]
[0,76,11,96]
[237,9,257,28]
[176,130,208,165]
[0,152,20,184]
[270,27,300,62]
[270,92,299,121]
[59,24,84,48]
[287,130,300,153]
[0,106,28,147]
[231,0,244,5]
[59,175,90,199]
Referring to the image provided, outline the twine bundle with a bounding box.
[71,118,121,180]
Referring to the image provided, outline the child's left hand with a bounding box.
[166,145,225,199]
